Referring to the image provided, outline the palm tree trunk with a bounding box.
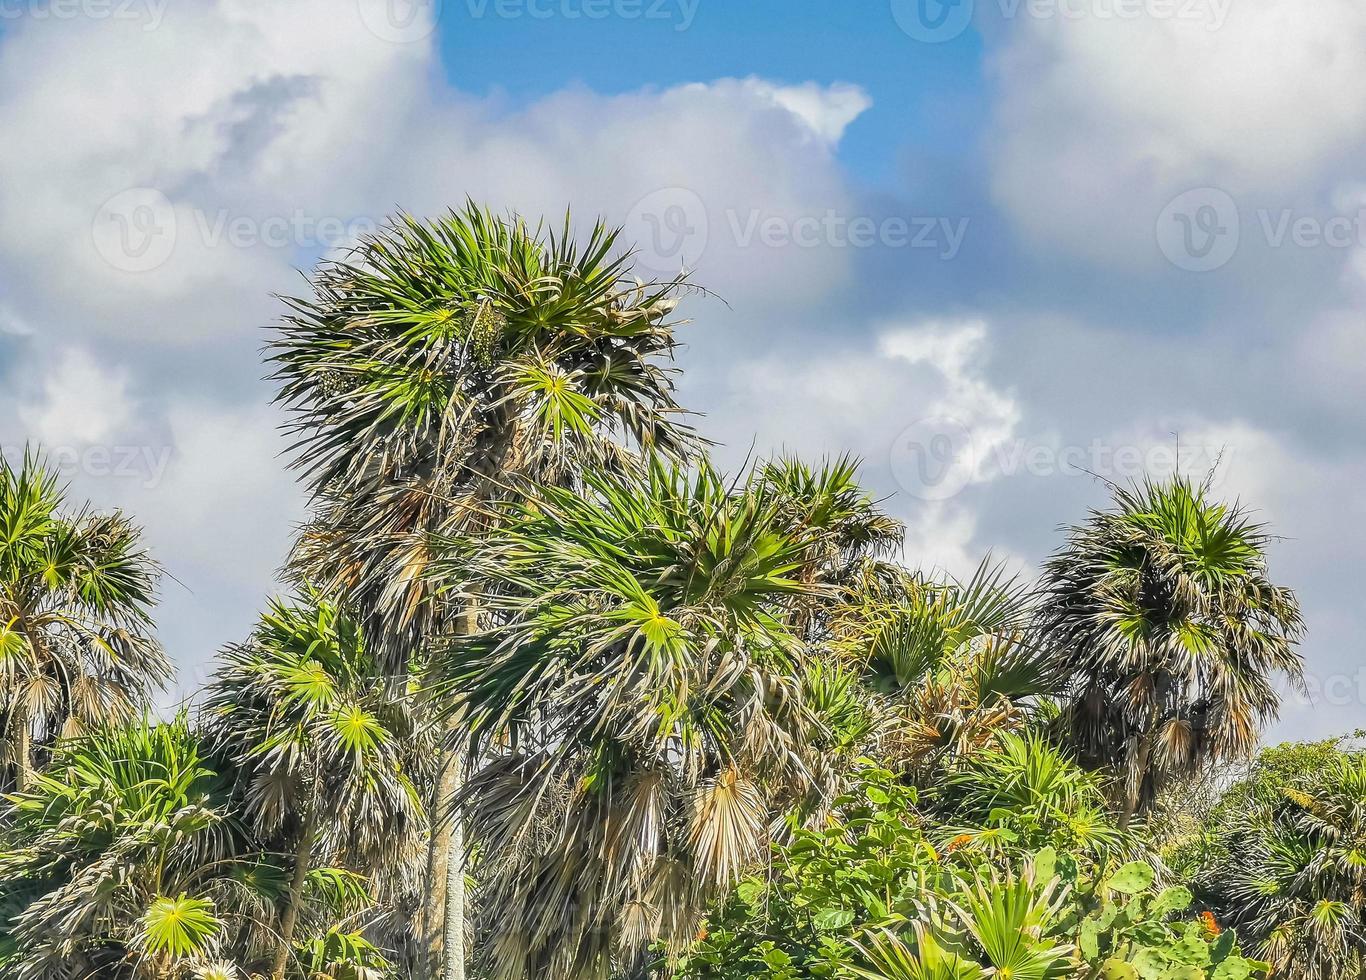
[422,746,458,970]
[271,806,318,980]
[441,763,466,980]
[13,708,31,793]
[421,603,476,980]
[422,740,468,980]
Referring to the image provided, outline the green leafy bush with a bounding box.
[677,760,1265,980]
[1191,738,1366,979]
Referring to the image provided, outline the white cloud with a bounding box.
[878,321,1022,488]
[746,80,872,146]
[0,0,868,341]
[0,1,871,689]
[697,319,1024,580]
[988,0,1366,262]
[18,348,136,446]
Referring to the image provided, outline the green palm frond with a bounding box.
[203,594,422,859]
[854,929,987,980]
[137,893,222,959]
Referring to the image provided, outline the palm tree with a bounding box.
[934,732,1134,866]
[202,595,423,980]
[0,710,402,979]
[0,451,168,792]
[1206,748,1366,978]
[0,717,234,979]
[757,455,905,594]
[1034,476,1305,822]
[832,561,1048,776]
[431,457,841,979]
[268,203,697,978]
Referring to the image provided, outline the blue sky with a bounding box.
[0,0,1363,742]
[434,0,990,184]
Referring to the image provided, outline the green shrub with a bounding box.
[677,762,1265,980]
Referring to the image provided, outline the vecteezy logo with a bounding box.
[358,0,441,43]
[624,187,709,273]
[91,188,176,273]
[890,0,974,43]
[889,417,977,502]
[1156,187,1240,272]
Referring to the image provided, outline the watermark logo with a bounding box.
[358,0,442,42]
[1290,670,1366,710]
[892,0,1230,42]
[891,0,975,42]
[1156,187,1240,272]
[890,421,1232,500]
[625,187,710,274]
[625,187,972,273]
[462,0,699,30]
[726,209,969,258]
[92,188,176,273]
[1157,188,1366,272]
[890,417,978,502]
[92,188,382,272]
[0,0,170,30]
[2,443,173,490]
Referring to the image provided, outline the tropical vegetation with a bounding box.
[0,205,1334,979]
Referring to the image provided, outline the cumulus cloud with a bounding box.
[0,1,868,346]
[0,0,873,688]
[988,0,1366,264]
[18,348,137,446]
[698,319,1025,579]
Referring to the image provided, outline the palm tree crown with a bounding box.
[434,457,843,979]
[1034,476,1304,818]
[269,203,696,663]
[834,561,1047,775]
[0,452,167,791]
[0,717,233,979]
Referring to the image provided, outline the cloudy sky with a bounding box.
[0,0,1361,739]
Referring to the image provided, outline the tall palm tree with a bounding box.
[202,595,423,980]
[432,457,840,979]
[0,452,168,791]
[268,203,697,978]
[1034,476,1304,822]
